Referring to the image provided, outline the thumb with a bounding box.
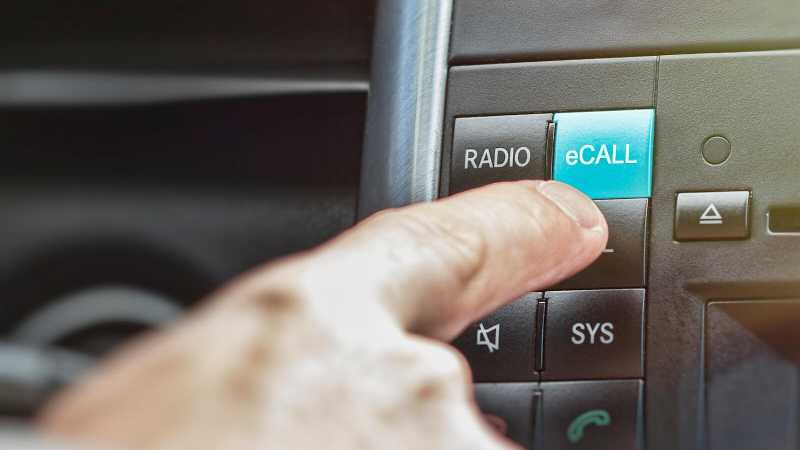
[268,180,607,340]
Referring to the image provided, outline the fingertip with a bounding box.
[535,181,605,231]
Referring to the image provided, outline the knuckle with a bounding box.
[391,208,489,285]
[246,285,305,317]
[405,340,471,402]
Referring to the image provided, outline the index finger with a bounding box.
[254,180,607,340]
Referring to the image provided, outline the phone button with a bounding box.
[541,380,643,450]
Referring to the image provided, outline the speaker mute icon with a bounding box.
[476,323,500,353]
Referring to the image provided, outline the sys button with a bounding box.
[552,109,655,199]
[543,289,644,380]
[450,114,551,194]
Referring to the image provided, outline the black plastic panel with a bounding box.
[1,1,374,69]
[451,0,800,64]
[648,50,800,450]
[0,94,365,187]
[0,94,364,335]
[706,300,800,450]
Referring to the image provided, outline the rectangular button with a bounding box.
[542,289,644,380]
[553,199,648,290]
[675,191,750,241]
[541,380,643,450]
[552,109,655,199]
[768,205,800,234]
[452,293,540,382]
[474,383,542,450]
[450,114,551,194]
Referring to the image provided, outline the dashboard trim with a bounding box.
[358,0,452,219]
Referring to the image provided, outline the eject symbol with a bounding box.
[699,203,723,225]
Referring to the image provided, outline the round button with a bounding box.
[702,136,731,165]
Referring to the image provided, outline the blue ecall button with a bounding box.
[552,109,655,199]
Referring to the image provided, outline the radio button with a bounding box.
[450,114,551,194]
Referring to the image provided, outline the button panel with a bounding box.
[450,114,551,194]
[542,289,645,380]
[443,106,674,450]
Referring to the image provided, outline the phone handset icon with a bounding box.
[566,409,612,444]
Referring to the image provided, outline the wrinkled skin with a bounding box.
[40,181,607,450]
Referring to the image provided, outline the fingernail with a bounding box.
[537,181,602,229]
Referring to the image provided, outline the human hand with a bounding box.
[40,180,607,450]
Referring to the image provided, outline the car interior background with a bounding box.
[2,1,800,450]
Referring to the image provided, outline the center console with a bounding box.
[360,1,800,449]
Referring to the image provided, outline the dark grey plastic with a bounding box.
[648,50,800,450]
[440,50,800,450]
[450,0,800,64]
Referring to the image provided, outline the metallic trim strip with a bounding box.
[358,0,452,219]
[0,70,368,106]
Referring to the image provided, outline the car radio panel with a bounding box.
[361,2,800,449]
[444,50,800,450]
